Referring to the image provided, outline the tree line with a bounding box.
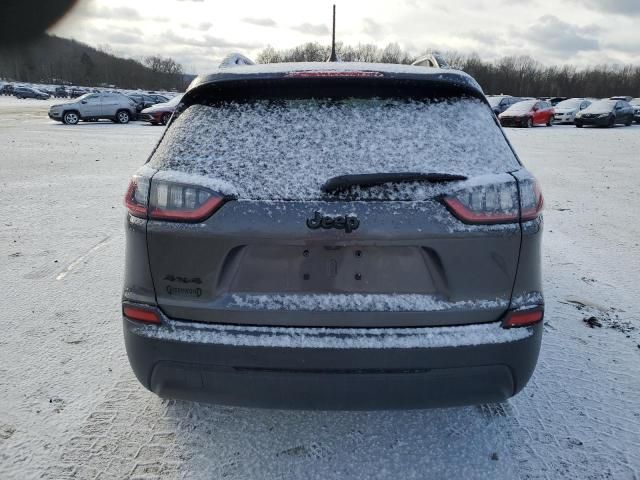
[0,34,188,90]
[257,42,640,98]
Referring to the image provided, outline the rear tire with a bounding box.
[575,123,583,128]
[160,113,171,125]
[625,118,632,127]
[526,118,533,128]
[607,116,615,128]
[546,118,552,127]
[62,111,79,125]
[116,110,130,124]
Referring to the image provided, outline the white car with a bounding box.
[48,92,138,125]
[552,98,591,124]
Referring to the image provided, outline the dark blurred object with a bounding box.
[0,0,77,45]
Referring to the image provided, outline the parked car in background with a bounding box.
[552,98,591,124]
[54,86,69,98]
[122,62,544,410]
[610,96,633,102]
[127,93,170,115]
[499,99,554,127]
[41,87,56,96]
[575,99,634,127]
[1,83,14,95]
[138,94,182,125]
[48,92,138,125]
[68,87,89,98]
[630,98,640,123]
[13,86,50,100]
[546,97,567,106]
[487,95,522,115]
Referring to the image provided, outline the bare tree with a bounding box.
[0,35,188,90]
[144,56,183,75]
[254,43,640,97]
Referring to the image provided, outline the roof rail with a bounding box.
[219,53,255,68]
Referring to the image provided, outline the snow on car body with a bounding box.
[122,61,545,409]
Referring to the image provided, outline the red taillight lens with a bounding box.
[124,176,150,219]
[442,181,520,224]
[519,178,544,221]
[443,177,544,224]
[502,307,544,328]
[123,305,161,324]
[148,180,225,222]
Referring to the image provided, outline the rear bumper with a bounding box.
[499,117,529,127]
[124,315,542,410]
[575,117,610,126]
[552,115,574,124]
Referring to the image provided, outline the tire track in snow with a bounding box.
[56,236,112,281]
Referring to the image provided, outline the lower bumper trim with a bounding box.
[150,361,514,409]
[124,318,542,409]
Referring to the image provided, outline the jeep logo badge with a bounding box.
[306,211,360,233]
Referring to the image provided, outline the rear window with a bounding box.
[150,98,519,200]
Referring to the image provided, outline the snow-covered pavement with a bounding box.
[1,97,639,479]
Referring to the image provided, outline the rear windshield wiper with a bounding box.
[321,172,468,193]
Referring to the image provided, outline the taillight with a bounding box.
[123,304,161,324]
[124,176,226,223]
[124,175,150,219]
[442,177,543,224]
[502,307,544,328]
[148,180,225,222]
[442,182,520,224]
[519,177,544,221]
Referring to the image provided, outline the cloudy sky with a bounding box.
[50,0,640,73]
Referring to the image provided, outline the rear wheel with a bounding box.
[625,117,632,127]
[526,118,533,128]
[546,118,552,127]
[160,113,171,125]
[607,116,615,128]
[63,111,79,125]
[575,123,583,128]
[116,110,130,124]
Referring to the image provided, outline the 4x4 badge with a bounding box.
[306,211,360,233]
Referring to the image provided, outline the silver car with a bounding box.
[48,92,137,125]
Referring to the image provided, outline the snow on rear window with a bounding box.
[150,98,518,200]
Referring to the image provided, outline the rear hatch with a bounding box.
[144,74,523,327]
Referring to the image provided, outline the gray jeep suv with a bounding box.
[49,92,137,125]
[122,62,544,410]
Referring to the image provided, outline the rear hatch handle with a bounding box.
[321,172,468,192]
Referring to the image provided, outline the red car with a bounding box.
[499,100,554,128]
[139,94,182,125]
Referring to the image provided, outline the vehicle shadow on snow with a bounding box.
[167,398,516,479]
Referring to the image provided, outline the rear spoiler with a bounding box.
[181,69,486,108]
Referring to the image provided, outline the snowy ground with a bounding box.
[1,97,639,479]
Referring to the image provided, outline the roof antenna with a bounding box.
[329,4,337,62]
